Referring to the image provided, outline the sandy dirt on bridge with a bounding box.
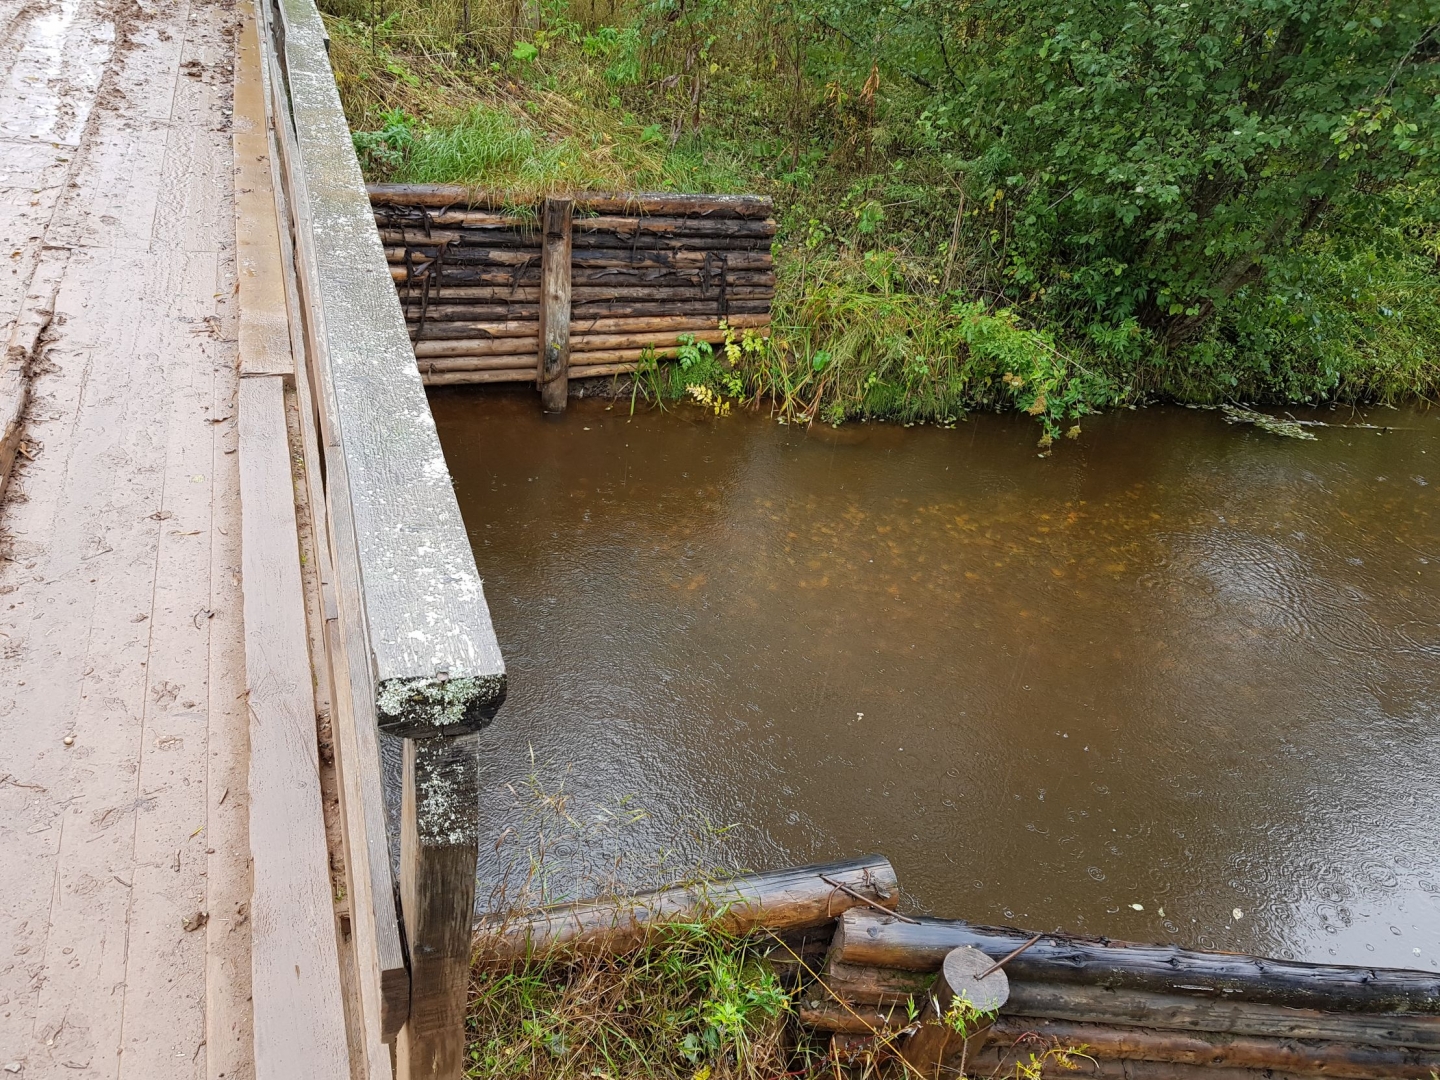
[0,0,253,1074]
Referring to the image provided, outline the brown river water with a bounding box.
[423,391,1440,970]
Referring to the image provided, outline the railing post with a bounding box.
[537,195,572,412]
[396,733,481,1080]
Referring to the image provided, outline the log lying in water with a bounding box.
[472,855,898,960]
[827,908,1440,1014]
[368,184,775,218]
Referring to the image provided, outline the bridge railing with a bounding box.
[254,0,505,1073]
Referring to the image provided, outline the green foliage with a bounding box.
[815,0,1440,339]
[324,0,1440,431]
[467,921,792,1079]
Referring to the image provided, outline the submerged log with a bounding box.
[473,855,898,960]
[828,909,1440,1015]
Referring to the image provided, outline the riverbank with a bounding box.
[319,0,1440,438]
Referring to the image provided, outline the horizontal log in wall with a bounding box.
[371,187,777,403]
[802,907,1440,1079]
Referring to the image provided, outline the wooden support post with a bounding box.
[901,947,1008,1079]
[537,196,573,412]
[396,733,482,1080]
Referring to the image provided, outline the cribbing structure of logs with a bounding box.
[475,855,1440,1078]
[369,184,776,408]
[807,907,1440,1078]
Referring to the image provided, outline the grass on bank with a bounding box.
[466,919,1082,1080]
[466,771,1081,1078]
[321,0,1440,440]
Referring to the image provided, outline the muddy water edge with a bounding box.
[420,391,1439,971]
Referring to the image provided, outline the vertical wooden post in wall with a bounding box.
[396,733,482,1080]
[537,195,573,412]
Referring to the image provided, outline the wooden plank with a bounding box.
[238,374,350,1080]
[232,3,291,377]
[256,0,409,1049]
[396,735,482,1080]
[271,0,505,737]
[537,197,573,410]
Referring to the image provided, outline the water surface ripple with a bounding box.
[426,393,1440,969]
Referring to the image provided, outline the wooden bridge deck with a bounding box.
[0,0,254,1073]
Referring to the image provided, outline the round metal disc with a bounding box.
[942,946,1010,1013]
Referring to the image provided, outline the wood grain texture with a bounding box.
[258,0,409,1050]
[1001,982,1440,1050]
[272,0,505,736]
[828,908,1440,1013]
[368,184,774,218]
[0,0,256,1070]
[396,735,482,1080]
[474,856,898,959]
[232,6,291,377]
[238,375,350,1080]
[977,1016,1440,1079]
[537,198,573,410]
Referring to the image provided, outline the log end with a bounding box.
[375,671,507,738]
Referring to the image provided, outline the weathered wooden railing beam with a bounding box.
[260,0,505,1074]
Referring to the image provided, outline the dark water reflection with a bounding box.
[425,391,1440,970]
